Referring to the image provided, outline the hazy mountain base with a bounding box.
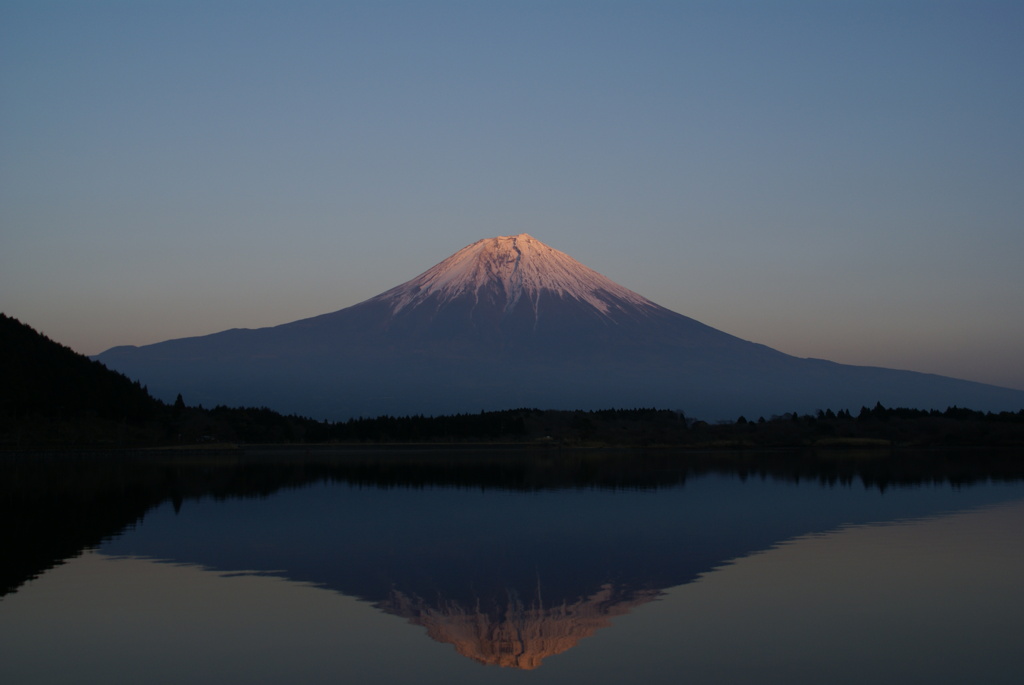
[4,313,1024,449]
[95,310,1024,424]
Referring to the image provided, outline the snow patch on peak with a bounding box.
[372,234,658,317]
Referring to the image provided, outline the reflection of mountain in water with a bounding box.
[385,584,659,669]
[6,449,1024,669]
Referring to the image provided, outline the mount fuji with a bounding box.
[96,234,1024,420]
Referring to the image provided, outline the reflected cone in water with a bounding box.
[381,583,660,669]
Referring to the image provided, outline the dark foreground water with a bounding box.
[2,448,1023,684]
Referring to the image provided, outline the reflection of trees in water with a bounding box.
[3,447,1022,599]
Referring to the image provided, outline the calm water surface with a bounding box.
[2,450,1023,684]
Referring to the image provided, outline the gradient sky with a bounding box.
[2,0,1022,390]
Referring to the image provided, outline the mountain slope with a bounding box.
[95,235,1024,420]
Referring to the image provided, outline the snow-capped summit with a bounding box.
[95,234,1024,421]
[374,234,654,317]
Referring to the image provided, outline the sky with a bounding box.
[2,0,1022,391]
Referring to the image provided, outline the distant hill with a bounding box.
[96,234,1024,420]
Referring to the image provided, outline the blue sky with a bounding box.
[2,0,1022,390]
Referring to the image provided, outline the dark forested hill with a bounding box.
[1,313,165,444]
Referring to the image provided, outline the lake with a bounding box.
[2,448,1023,684]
